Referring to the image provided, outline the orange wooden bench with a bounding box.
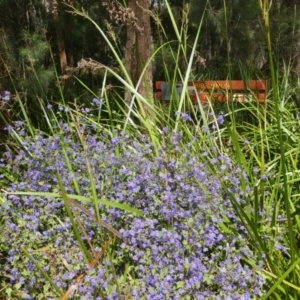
[156,80,268,103]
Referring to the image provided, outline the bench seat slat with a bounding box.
[155,80,268,103]
[155,80,268,90]
[156,92,267,103]
[189,93,266,103]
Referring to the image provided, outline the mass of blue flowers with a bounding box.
[1,121,265,299]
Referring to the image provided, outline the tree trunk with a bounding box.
[282,0,300,74]
[124,0,153,119]
[52,3,67,75]
[292,4,300,75]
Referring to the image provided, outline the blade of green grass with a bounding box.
[57,172,92,263]
[3,191,143,216]
[20,246,63,297]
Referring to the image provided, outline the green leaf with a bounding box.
[5,288,12,297]
[217,221,231,234]
[4,191,143,216]
[14,282,22,290]
[43,282,50,293]
[176,281,184,289]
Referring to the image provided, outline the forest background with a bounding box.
[1,0,300,119]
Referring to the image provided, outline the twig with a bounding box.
[257,217,295,224]
[66,197,129,243]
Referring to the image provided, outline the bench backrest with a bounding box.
[156,80,268,103]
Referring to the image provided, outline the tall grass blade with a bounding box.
[262,257,300,299]
[20,246,63,298]
[57,173,92,263]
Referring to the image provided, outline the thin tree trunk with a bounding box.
[283,0,300,74]
[0,28,5,79]
[53,8,67,74]
[124,0,153,119]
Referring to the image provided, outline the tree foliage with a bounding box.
[0,0,300,103]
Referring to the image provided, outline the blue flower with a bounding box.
[3,90,11,101]
[217,111,225,125]
[92,97,104,110]
[175,111,193,122]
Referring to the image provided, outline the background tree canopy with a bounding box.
[0,0,300,107]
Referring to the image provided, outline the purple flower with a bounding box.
[15,121,24,127]
[260,174,267,180]
[253,167,259,173]
[217,111,225,125]
[4,125,13,133]
[3,90,11,101]
[202,126,209,133]
[175,111,193,122]
[92,97,104,109]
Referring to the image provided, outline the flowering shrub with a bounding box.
[1,123,265,299]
